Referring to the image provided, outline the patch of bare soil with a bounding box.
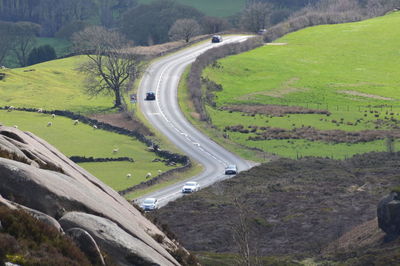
[89,112,153,136]
[153,152,400,260]
[221,104,330,117]
[339,90,394,101]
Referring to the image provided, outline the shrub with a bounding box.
[27,45,57,66]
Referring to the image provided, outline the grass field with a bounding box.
[0,56,112,113]
[137,0,245,17]
[0,110,176,192]
[199,12,400,159]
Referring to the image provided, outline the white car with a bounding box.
[225,164,238,175]
[141,198,158,211]
[181,181,200,193]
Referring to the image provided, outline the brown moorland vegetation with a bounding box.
[153,152,400,264]
[0,206,92,265]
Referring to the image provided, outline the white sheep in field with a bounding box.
[37,108,43,113]
[7,106,14,112]
[13,125,18,129]
[126,173,132,179]
[51,114,56,118]
[47,122,52,127]
[145,172,152,179]
[93,125,98,129]
[112,148,119,154]
[73,120,79,125]
[158,170,162,174]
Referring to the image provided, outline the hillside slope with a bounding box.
[200,12,400,159]
[154,152,400,264]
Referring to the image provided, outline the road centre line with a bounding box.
[153,55,228,166]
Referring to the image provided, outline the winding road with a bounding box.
[138,36,255,207]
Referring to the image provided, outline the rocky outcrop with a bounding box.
[0,125,181,265]
[377,191,400,241]
[65,227,105,266]
[61,212,171,266]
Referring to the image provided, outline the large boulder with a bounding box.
[61,212,171,266]
[377,191,400,240]
[65,227,105,266]
[0,126,181,265]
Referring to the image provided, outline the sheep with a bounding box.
[7,106,14,112]
[51,114,56,118]
[13,125,18,129]
[73,120,79,125]
[126,173,132,179]
[37,108,43,113]
[145,172,152,179]
[93,125,98,129]
[157,170,162,174]
[47,122,52,127]
[112,148,119,154]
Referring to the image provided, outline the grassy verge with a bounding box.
[124,161,203,200]
[178,67,269,162]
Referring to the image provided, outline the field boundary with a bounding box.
[0,106,190,166]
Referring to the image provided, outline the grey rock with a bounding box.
[60,212,164,266]
[66,227,105,265]
[377,192,400,240]
[0,125,181,265]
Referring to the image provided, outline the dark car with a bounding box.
[145,92,156,101]
[211,35,223,43]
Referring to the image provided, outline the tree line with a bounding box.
[0,21,56,66]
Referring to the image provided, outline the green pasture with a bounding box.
[0,110,176,191]
[198,12,400,159]
[137,0,245,17]
[0,56,113,113]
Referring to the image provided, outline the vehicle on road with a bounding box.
[141,198,158,211]
[225,165,237,175]
[181,181,200,193]
[211,35,223,43]
[257,29,267,35]
[145,92,156,101]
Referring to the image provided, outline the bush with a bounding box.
[27,45,57,66]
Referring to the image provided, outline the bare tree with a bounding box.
[240,2,274,32]
[72,26,141,108]
[12,22,41,67]
[168,19,202,43]
[202,16,230,34]
[230,197,261,266]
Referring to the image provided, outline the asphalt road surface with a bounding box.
[138,36,256,208]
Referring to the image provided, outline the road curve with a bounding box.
[138,36,255,207]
